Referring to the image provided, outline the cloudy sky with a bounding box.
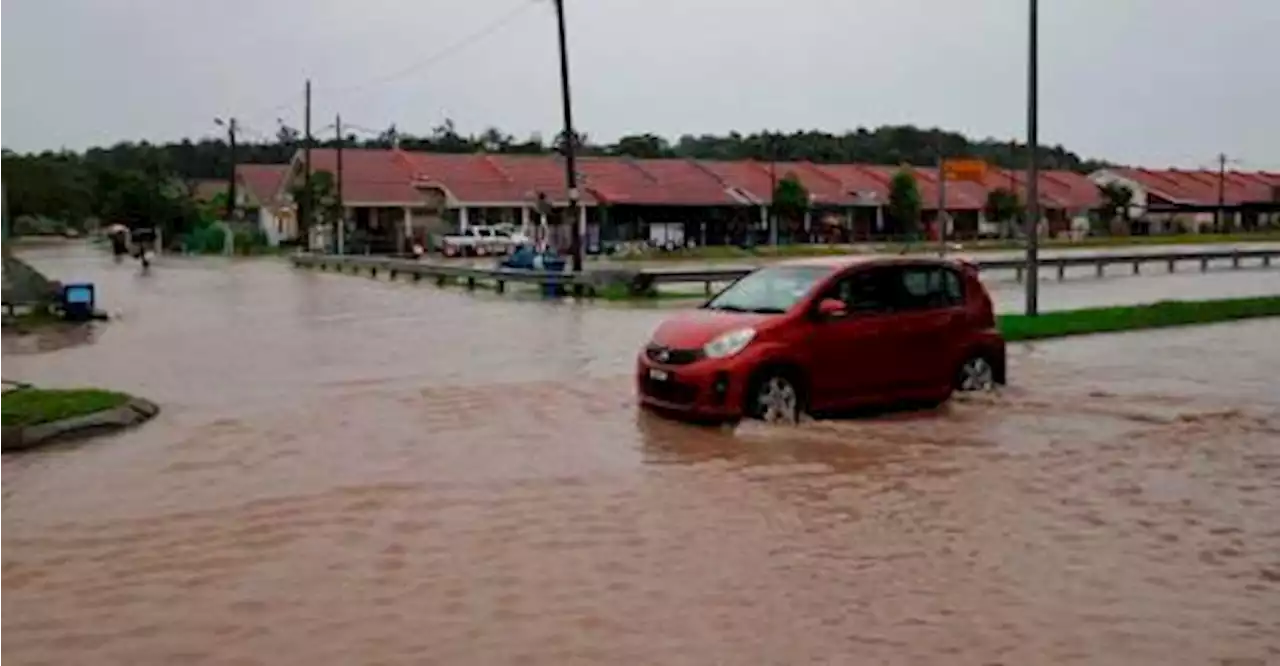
[3,0,1277,167]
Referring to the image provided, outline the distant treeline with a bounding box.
[2,122,1109,230]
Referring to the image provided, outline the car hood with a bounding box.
[650,309,774,349]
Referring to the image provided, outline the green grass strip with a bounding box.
[997,295,1280,342]
[2,388,132,427]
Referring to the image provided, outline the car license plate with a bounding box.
[648,368,669,381]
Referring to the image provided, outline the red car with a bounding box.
[636,256,1006,423]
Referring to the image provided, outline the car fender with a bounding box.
[733,341,810,392]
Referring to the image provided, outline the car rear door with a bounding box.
[804,267,900,409]
[884,265,969,390]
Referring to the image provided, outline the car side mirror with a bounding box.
[816,298,848,320]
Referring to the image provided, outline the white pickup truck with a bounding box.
[437,225,530,257]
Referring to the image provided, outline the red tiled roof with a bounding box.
[235,164,290,205]
[398,152,591,205]
[306,148,427,204]
[289,148,1133,212]
[580,157,740,206]
[983,168,1101,210]
[1111,168,1280,206]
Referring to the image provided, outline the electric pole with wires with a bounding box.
[1216,152,1227,233]
[215,117,238,221]
[552,0,583,276]
[1024,0,1041,317]
[302,80,313,248]
[336,113,345,255]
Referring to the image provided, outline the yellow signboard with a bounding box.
[942,159,987,183]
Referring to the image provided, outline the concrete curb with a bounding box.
[1,397,159,452]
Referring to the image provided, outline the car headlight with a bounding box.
[703,327,756,359]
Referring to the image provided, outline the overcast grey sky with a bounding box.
[3,0,1277,167]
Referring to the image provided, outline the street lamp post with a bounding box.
[1024,0,1041,316]
[552,0,583,275]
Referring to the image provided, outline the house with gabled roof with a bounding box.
[252,146,1127,251]
[1089,167,1280,234]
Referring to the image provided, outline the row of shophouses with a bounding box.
[222,148,1280,252]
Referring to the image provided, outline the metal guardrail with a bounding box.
[986,247,1277,282]
[293,254,579,293]
[293,247,1278,295]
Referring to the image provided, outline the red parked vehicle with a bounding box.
[636,256,1006,423]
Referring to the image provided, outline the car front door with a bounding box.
[804,267,900,410]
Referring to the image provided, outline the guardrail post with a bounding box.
[496,280,505,294]
[436,274,447,286]
[1014,266,1024,283]
[1201,257,1209,272]
[388,268,398,280]
[705,281,713,295]
[1132,261,1140,275]
[1264,255,1272,268]
[1232,252,1241,269]
[1095,261,1104,278]
[1167,258,1175,273]
[370,266,378,278]
[466,276,476,290]
[1057,263,1066,281]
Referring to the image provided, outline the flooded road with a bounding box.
[5,246,1280,665]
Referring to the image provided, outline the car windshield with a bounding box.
[703,265,831,314]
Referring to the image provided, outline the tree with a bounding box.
[553,130,591,157]
[276,124,301,147]
[429,118,472,153]
[291,170,341,226]
[771,174,809,244]
[611,134,672,159]
[887,169,922,238]
[983,187,1022,238]
[1098,182,1133,224]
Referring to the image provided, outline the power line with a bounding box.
[320,0,538,98]
[233,1,537,132]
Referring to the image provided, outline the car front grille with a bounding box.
[645,343,702,366]
[641,377,698,405]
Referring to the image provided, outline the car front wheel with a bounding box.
[750,372,803,424]
[956,354,997,392]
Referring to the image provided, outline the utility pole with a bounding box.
[227,118,238,221]
[769,134,778,246]
[0,179,8,292]
[1216,152,1227,233]
[2,182,10,248]
[552,0,583,275]
[1024,0,1041,316]
[937,152,948,255]
[336,113,345,255]
[302,79,313,249]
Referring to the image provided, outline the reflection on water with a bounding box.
[4,245,1280,665]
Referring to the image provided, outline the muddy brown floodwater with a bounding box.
[5,246,1280,665]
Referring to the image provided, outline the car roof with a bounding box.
[775,254,971,271]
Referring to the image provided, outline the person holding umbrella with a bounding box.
[106,223,130,261]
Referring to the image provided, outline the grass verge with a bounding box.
[997,295,1280,342]
[595,283,707,302]
[2,387,132,428]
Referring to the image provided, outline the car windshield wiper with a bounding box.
[746,307,786,314]
[706,304,748,312]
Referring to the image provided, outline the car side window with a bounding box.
[825,268,894,314]
[895,267,965,310]
[942,268,965,306]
